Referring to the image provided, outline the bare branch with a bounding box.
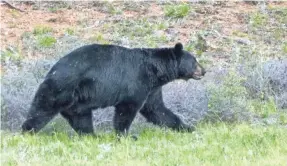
[1,1,25,12]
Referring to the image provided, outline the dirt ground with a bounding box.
[1,1,286,65]
[1,1,279,49]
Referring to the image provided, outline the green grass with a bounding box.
[249,98,278,118]
[1,123,287,166]
[102,18,170,47]
[48,7,60,13]
[33,25,56,47]
[1,48,23,65]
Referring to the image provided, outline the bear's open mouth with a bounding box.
[192,73,204,80]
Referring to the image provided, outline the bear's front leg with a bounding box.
[140,103,195,133]
[60,110,94,135]
[113,101,139,139]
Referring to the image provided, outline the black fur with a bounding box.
[22,43,205,136]
[140,88,195,132]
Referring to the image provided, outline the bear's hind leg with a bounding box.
[113,102,139,137]
[61,111,94,135]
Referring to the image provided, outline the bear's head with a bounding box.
[174,43,206,80]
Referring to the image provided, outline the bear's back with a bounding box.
[44,44,151,91]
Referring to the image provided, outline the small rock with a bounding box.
[47,18,57,22]
[234,37,251,45]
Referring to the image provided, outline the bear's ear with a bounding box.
[174,43,183,55]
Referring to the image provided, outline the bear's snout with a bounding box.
[192,62,206,80]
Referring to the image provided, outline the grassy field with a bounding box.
[1,123,287,166]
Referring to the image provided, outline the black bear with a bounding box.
[22,43,206,137]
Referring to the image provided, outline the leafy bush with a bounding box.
[245,59,287,109]
[206,70,250,122]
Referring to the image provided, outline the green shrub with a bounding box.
[107,4,122,15]
[33,25,53,35]
[90,33,110,44]
[144,35,168,47]
[112,19,155,38]
[185,43,195,52]
[105,18,170,47]
[249,98,277,118]
[37,35,57,47]
[65,28,75,35]
[250,12,268,28]
[164,4,191,18]
[156,22,169,30]
[207,70,248,122]
[273,28,284,40]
